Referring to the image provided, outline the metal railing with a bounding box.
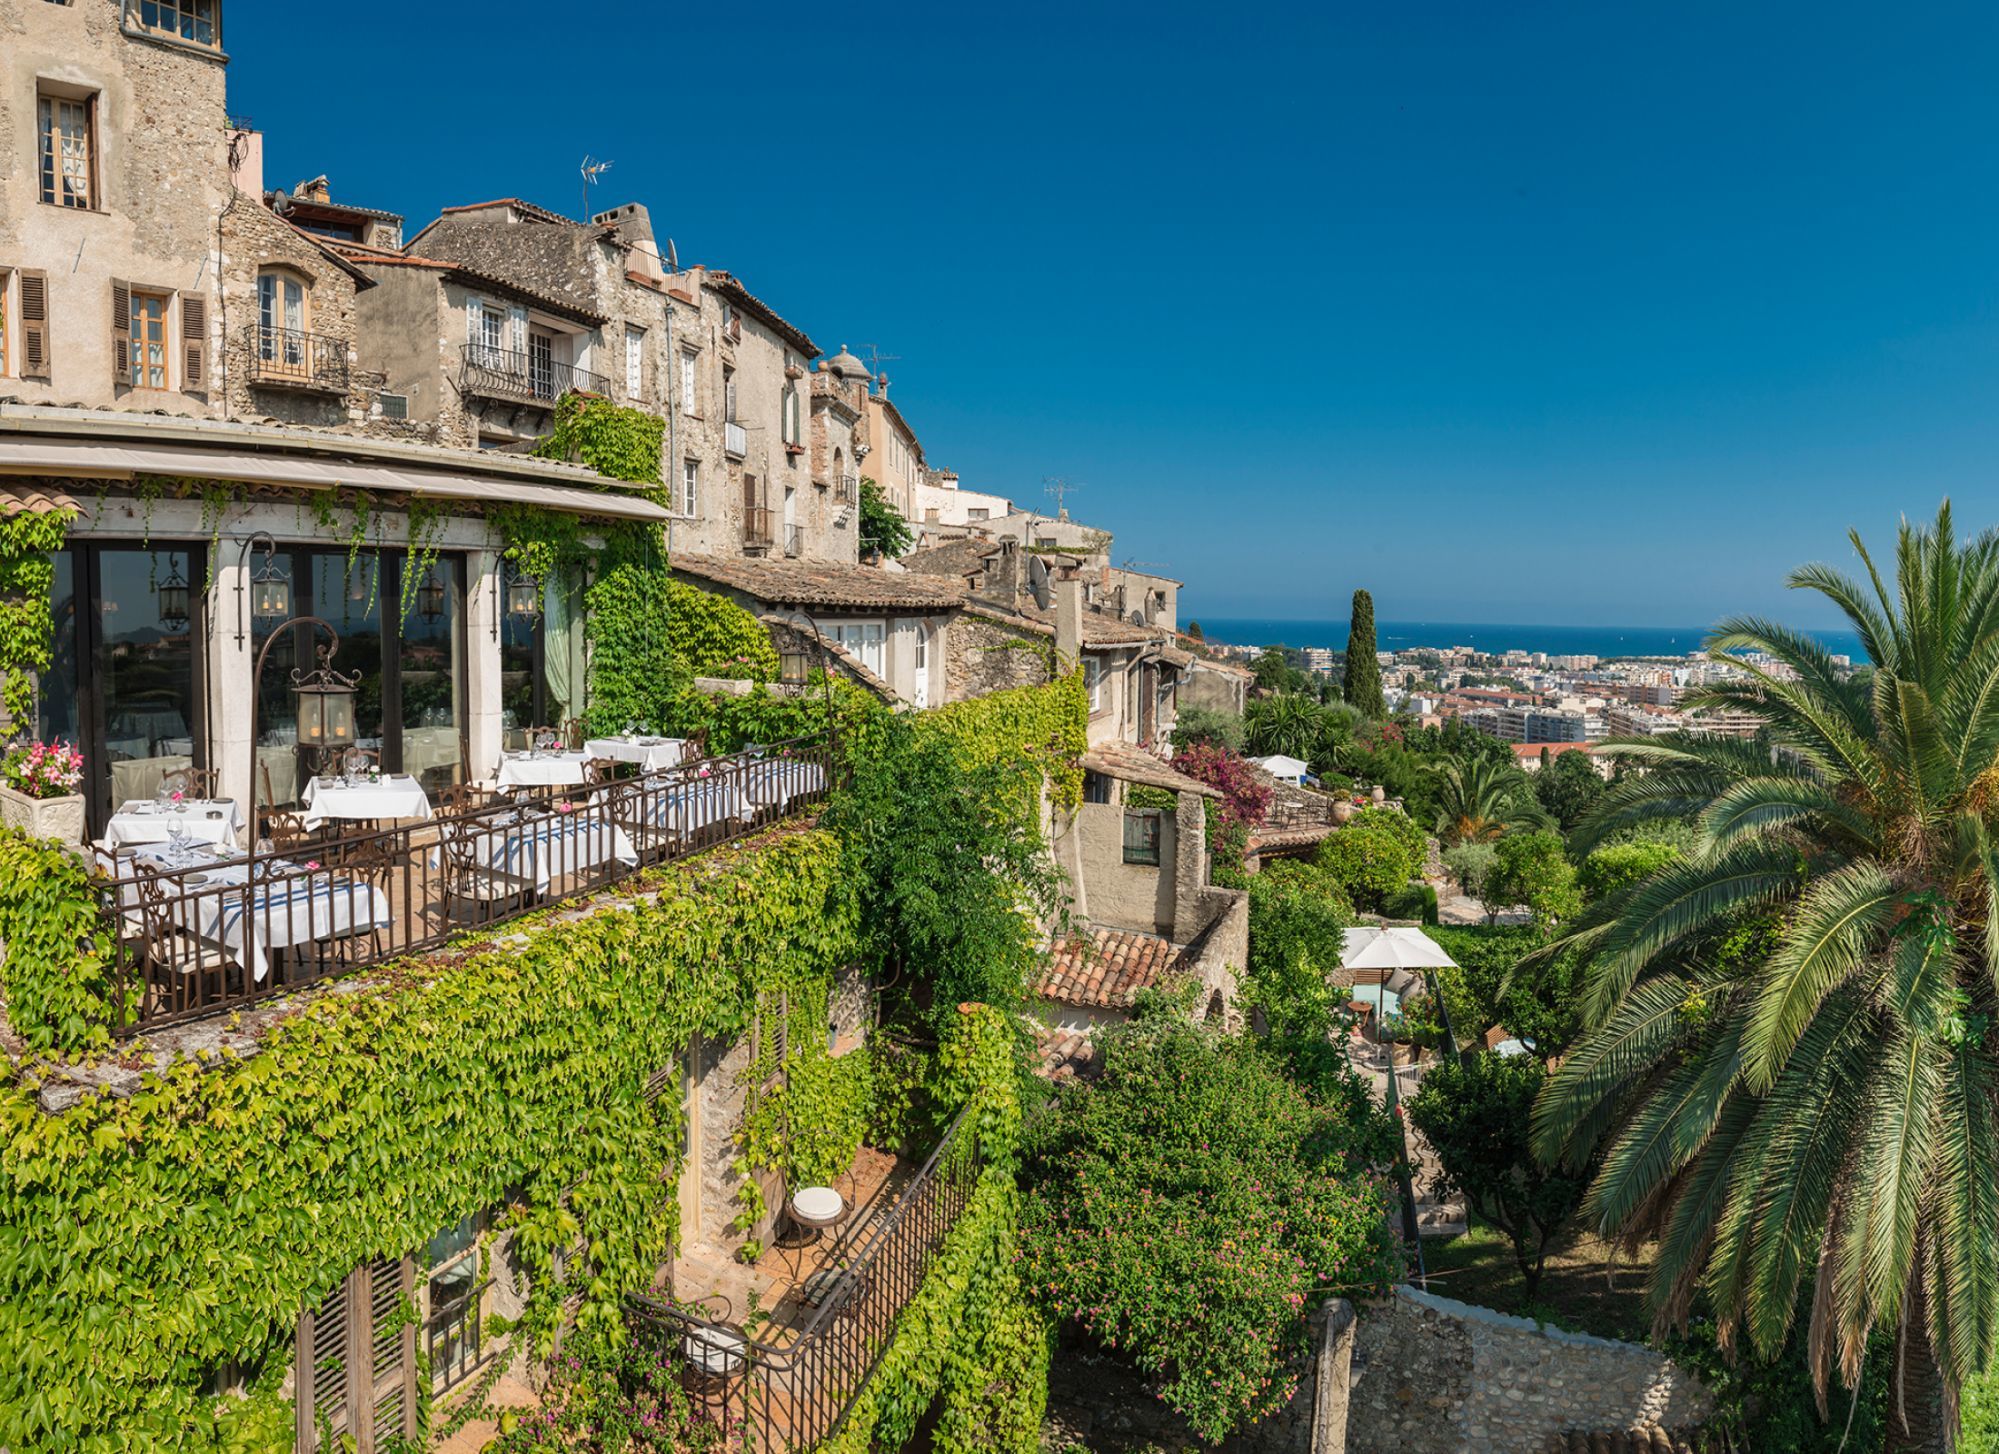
[245,327,350,392]
[627,1105,983,1452]
[743,507,775,549]
[457,344,609,404]
[93,737,833,1036]
[836,474,859,504]
[725,420,749,457]
[427,1277,495,1394]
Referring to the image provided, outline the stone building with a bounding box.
[1,0,232,413]
[860,384,926,521]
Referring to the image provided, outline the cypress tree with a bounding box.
[1344,589,1386,717]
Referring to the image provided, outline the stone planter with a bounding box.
[0,785,85,846]
[1370,784,1387,804]
[1331,799,1356,825]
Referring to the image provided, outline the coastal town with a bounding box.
[0,6,1992,1454]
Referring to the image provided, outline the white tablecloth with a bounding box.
[459,812,638,893]
[496,751,592,789]
[301,775,434,830]
[103,799,244,849]
[740,759,826,811]
[628,780,751,836]
[583,737,688,773]
[107,847,390,983]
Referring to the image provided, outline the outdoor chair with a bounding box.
[438,817,537,925]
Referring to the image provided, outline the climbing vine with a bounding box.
[919,673,1090,812]
[0,830,115,1050]
[533,392,665,488]
[663,580,779,681]
[309,491,380,612]
[0,827,858,1452]
[398,495,448,622]
[0,509,77,728]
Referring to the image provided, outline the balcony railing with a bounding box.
[784,523,802,558]
[725,420,749,458]
[458,344,609,405]
[91,737,832,1035]
[244,326,350,393]
[743,506,775,549]
[837,473,860,504]
[626,1103,983,1453]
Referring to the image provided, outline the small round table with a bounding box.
[680,1323,748,1421]
[788,1185,846,1273]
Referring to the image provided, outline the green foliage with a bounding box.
[0,506,76,724]
[490,1321,725,1452]
[655,674,882,754]
[1381,880,1439,925]
[1315,805,1426,910]
[488,502,586,588]
[1487,829,1581,929]
[1245,859,1355,1041]
[533,392,666,486]
[582,529,687,735]
[1429,753,1548,844]
[1441,841,1499,910]
[1576,840,1684,904]
[1251,645,1310,696]
[1245,692,1324,759]
[826,713,1065,1028]
[1343,589,1385,717]
[1020,1012,1400,1443]
[1424,924,1584,1058]
[1123,783,1179,812]
[858,476,914,559]
[1407,1053,1589,1303]
[1170,704,1245,754]
[660,580,779,681]
[0,829,855,1451]
[1668,1321,1889,1454]
[0,831,116,1052]
[919,673,1090,812]
[1531,748,1605,830]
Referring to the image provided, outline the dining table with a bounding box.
[101,798,244,850]
[454,808,639,893]
[581,736,688,773]
[739,757,827,812]
[495,749,593,790]
[625,778,751,838]
[300,774,434,830]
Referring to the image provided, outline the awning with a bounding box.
[0,437,669,522]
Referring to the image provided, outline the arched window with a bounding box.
[257,268,309,372]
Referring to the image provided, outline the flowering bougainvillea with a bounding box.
[1168,742,1272,887]
[1019,1010,1401,1442]
[2,739,83,800]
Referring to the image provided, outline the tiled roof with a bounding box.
[336,248,607,327]
[901,538,1002,582]
[1511,742,1597,760]
[1079,742,1220,798]
[1034,1025,1101,1083]
[699,269,819,359]
[1246,824,1338,854]
[1037,928,1190,1009]
[671,554,969,611]
[438,197,575,226]
[0,484,80,516]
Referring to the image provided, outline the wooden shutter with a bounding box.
[179,292,207,390]
[295,1258,416,1453]
[110,279,131,385]
[296,1278,351,1451]
[365,1258,416,1447]
[18,271,49,380]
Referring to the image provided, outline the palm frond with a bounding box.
[1922,1044,1999,1397]
[1698,776,1876,858]
[1740,860,1900,1090]
[1531,974,1700,1169]
[1832,1024,1946,1335]
[1584,1017,1745,1233]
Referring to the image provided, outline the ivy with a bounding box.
[663,580,779,681]
[309,491,380,613]
[0,827,859,1452]
[533,393,665,488]
[398,496,448,623]
[0,509,76,728]
[918,674,1090,813]
[0,831,116,1052]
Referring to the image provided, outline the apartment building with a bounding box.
[862,384,925,519]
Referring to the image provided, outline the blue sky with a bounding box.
[231,2,1999,629]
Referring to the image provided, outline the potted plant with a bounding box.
[0,739,86,846]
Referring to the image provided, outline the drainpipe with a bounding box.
[664,294,677,557]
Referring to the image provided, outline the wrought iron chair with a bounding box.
[438,816,538,924]
[159,766,220,799]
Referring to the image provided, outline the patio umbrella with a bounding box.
[1339,925,1458,972]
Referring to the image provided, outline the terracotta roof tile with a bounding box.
[671,554,969,611]
[1033,1025,1101,1083]
[0,485,80,516]
[1078,742,1220,798]
[699,269,819,358]
[1036,927,1191,1009]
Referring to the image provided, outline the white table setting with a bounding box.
[102,797,245,850]
[495,748,593,790]
[582,735,688,773]
[301,773,434,830]
[626,777,752,837]
[452,807,639,893]
[740,756,827,812]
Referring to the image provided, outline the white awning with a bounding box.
[0,437,669,522]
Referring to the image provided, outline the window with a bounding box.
[37,92,94,209]
[680,459,698,518]
[723,365,737,423]
[128,289,170,388]
[426,1212,490,1394]
[967,508,989,522]
[295,1257,417,1451]
[135,0,220,47]
[257,270,306,368]
[624,324,644,398]
[828,621,885,677]
[680,349,697,412]
[528,331,554,399]
[1122,810,1162,866]
[1083,658,1103,713]
[1083,769,1114,805]
[782,383,799,445]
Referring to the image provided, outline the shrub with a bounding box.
[1407,1053,1589,1303]
[1171,742,1272,886]
[1245,860,1354,1041]
[1170,704,1245,754]
[1423,924,1582,1059]
[1315,806,1425,909]
[1576,840,1684,904]
[1381,881,1438,925]
[1440,841,1499,914]
[1486,830,1581,930]
[1020,1015,1400,1443]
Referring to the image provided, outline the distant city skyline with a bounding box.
[230,1,1999,624]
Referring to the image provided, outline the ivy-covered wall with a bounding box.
[918,674,1090,812]
[0,828,856,1453]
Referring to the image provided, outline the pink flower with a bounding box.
[304,860,321,871]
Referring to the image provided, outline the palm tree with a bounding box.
[1532,504,1999,1452]
[1244,692,1325,760]
[1429,754,1548,844]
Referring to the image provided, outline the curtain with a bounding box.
[542,571,578,724]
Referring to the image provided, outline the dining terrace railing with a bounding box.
[626,1105,983,1453]
[94,737,833,1036]
[457,343,610,405]
[244,326,351,392]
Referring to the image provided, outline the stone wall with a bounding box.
[1183,885,1248,1029]
[1347,1288,1713,1454]
[944,612,1053,702]
[219,199,365,428]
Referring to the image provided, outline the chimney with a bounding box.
[1054,563,1084,669]
[229,127,263,199]
[296,175,331,203]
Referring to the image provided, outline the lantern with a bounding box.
[417,568,445,623]
[292,643,359,753]
[157,555,191,633]
[506,566,542,620]
[251,549,292,620]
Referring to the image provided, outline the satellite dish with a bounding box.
[666,238,679,271]
[1128,608,1146,626]
[1027,555,1052,610]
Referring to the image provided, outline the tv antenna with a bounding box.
[579,155,614,221]
[1122,557,1169,572]
[1043,476,1083,519]
[858,343,900,387]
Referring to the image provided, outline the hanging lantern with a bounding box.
[292,642,359,753]
[506,566,543,621]
[157,555,191,633]
[417,568,446,623]
[251,546,292,620]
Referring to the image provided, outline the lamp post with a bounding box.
[248,616,355,874]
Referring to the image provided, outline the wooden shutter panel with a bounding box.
[18,271,50,380]
[296,1277,351,1452]
[179,292,207,390]
[110,280,130,384]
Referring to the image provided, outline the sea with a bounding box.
[1195,618,1869,663]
